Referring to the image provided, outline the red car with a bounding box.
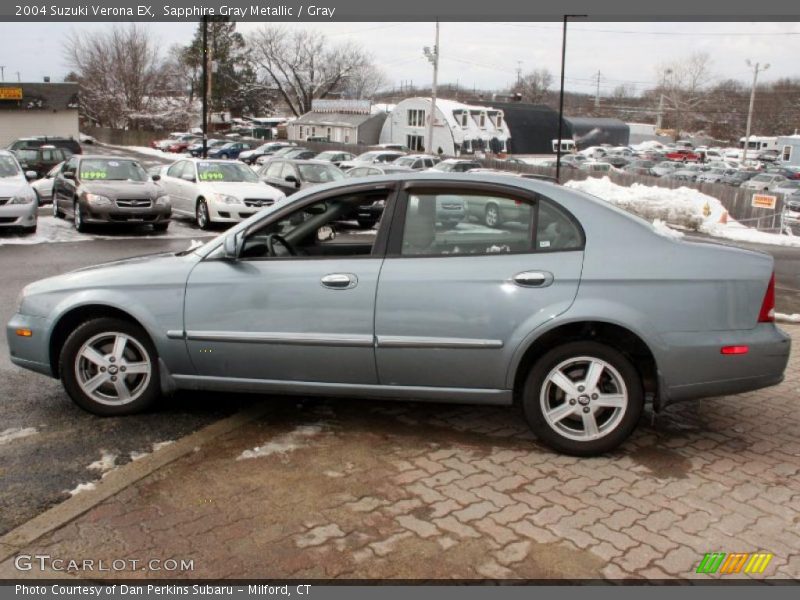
[167,138,198,153]
[665,149,700,162]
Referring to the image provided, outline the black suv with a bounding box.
[8,136,82,157]
[13,145,69,178]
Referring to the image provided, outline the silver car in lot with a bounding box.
[0,150,38,233]
[6,173,790,455]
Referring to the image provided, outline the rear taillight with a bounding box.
[758,273,776,323]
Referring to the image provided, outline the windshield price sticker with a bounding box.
[81,171,107,180]
[199,172,224,181]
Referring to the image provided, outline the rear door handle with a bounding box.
[512,271,554,288]
[321,273,357,290]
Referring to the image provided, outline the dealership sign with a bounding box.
[751,194,777,209]
[0,87,23,100]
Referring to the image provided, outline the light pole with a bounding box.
[423,20,440,155]
[655,68,672,130]
[201,15,208,158]
[742,60,769,165]
[556,14,587,183]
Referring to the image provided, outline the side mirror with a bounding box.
[285,174,300,187]
[223,231,244,260]
[63,171,76,180]
[25,170,37,181]
[151,174,161,182]
[181,173,196,183]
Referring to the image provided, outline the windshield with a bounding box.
[297,164,345,183]
[355,152,379,161]
[0,155,21,177]
[394,157,416,167]
[197,161,259,183]
[79,159,148,181]
[14,149,38,162]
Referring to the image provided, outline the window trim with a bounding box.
[385,181,585,258]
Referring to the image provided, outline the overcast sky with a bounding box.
[1,21,799,95]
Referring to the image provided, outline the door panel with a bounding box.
[183,258,382,384]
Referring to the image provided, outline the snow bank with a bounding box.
[118,146,185,161]
[0,427,37,446]
[776,313,800,323]
[67,482,96,496]
[87,450,117,473]
[237,425,324,460]
[566,177,800,248]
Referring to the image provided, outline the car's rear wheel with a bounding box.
[521,341,643,456]
[196,198,212,230]
[484,203,500,228]
[59,317,160,416]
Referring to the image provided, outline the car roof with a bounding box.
[77,155,141,161]
[279,159,335,166]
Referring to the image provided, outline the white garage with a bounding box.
[0,83,80,147]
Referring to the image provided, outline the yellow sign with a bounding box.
[0,87,23,100]
[752,194,777,209]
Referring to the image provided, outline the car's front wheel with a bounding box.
[521,341,643,456]
[59,318,160,416]
[53,199,64,218]
[196,198,212,230]
[74,201,88,233]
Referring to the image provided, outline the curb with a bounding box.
[0,403,269,565]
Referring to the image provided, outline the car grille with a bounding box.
[243,198,274,208]
[0,217,18,223]
[440,202,463,210]
[108,214,157,222]
[0,197,9,206]
[115,198,152,208]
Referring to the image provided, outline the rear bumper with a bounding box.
[659,324,791,405]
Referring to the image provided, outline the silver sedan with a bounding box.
[0,150,38,233]
[6,173,790,455]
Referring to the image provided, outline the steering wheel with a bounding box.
[266,233,296,257]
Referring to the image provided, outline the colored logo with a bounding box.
[696,552,773,575]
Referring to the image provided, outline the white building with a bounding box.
[379,97,511,156]
[287,99,387,145]
[0,83,79,147]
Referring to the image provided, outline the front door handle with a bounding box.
[321,273,357,290]
[512,271,554,288]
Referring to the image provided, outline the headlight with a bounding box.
[10,194,35,205]
[85,193,112,206]
[214,193,242,205]
[155,194,171,207]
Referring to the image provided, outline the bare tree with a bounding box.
[248,27,371,116]
[656,52,714,140]
[512,68,554,104]
[342,63,388,100]
[63,24,185,129]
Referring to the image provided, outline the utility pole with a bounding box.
[0,66,5,82]
[742,60,769,165]
[15,71,20,83]
[423,20,440,155]
[201,15,208,158]
[516,61,523,87]
[556,14,587,183]
[656,68,672,130]
[594,70,602,109]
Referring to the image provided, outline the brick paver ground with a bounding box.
[2,326,798,580]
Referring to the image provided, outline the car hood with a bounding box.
[81,180,162,199]
[0,176,33,197]
[200,181,284,199]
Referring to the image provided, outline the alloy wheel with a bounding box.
[74,332,152,406]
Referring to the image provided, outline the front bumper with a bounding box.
[6,313,53,377]
[659,323,791,404]
[208,200,275,222]
[0,202,37,228]
[81,202,172,225]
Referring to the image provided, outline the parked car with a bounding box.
[772,180,800,196]
[578,161,614,175]
[151,132,191,151]
[696,168,737,184]
[623,160,656,176]
[602,156,631,169]
[374,143,410,152]
[314,151,356,168]
[51,156,171,232]
[7,136,82,157]
[665,149,700,162]
[187,139,227,158]
[239,142,296,165]
[0,150,38,233]
[338,151,407,171]
[13,145,69,179]
[392,154,441,170]
[721,170,757,187]
[741,173,788,192]
[7,174,789,456]
[766,166,800,181]
[780,194,800,232]
[167,135,200,153]
[158,158,285,229]
[663,169,700,183]
[649,161,680,177]
[255,147,316,166]
[430,159,482,173]
[256,159,345,196]
[757,150,781,163]
[207,142,255,160]
[30,162,64,205]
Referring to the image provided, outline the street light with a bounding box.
[555,14,587,183]
[423,20,440,155]
[742,60,769,165]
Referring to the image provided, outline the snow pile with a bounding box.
[566,176,800,248]
[121,146,185,161]
[776,313,800,323]
[67,482,96,497]
[0,427,37,446]
[652,219,684,240]
[87,450,117,474]
[566,176,714,230]
[237,424,324,461]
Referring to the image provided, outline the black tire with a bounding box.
[59,317,160,416]
[22,224,37,234]
[356,219,377,229]
[521,341,644,456]
[153,222,170,232]
[53,199,64,218]
[484,203,501,228]
[74,201,89,233]
[196,198,212,230]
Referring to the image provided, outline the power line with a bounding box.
[487,22,800,36]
